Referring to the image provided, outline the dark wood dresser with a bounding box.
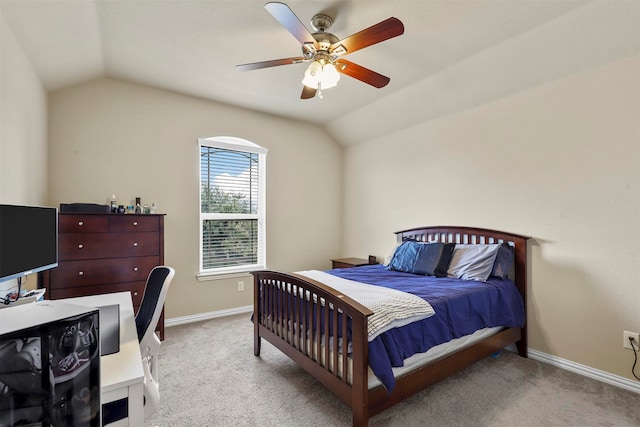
[40,213,166,339]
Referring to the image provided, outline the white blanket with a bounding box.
[296,270,435,341]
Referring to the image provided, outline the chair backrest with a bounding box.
[136,266,175,348]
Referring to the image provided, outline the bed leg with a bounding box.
[516,338,527,358]
[517,327,528,358]
[254,334,262,356]
[352,409,368,427]
[253,273,261,357]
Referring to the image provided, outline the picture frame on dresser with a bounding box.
[39,212,166,340]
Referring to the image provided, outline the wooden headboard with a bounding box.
[395,225,530,356]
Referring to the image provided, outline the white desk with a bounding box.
[62,291,144,427]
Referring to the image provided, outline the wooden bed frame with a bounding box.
[252,226,530,426]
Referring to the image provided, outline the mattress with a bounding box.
[326,264,525,391]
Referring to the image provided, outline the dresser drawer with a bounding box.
[49,256,160,287]
[58,232,160,260]
[49,281,146,306]
[59,215,109,233]
[110,215,160,233]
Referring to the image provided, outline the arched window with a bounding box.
[198,137,267,276]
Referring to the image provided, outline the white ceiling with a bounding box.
[1,0,638,146]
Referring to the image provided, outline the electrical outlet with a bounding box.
[623,331,639,350]
[237,281,244,292]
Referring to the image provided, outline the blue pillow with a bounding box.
[413,242,455,277]
[490,243,514,279]
[386,241,455,277]
[386,241,420,273]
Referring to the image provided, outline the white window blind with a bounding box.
[198,137,267,276]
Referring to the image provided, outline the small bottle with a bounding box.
[110,194,117,213]
[150,203,157,214]
[134,197,142,214]
[143,204,150,214]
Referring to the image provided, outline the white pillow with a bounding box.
[447,244,501,281]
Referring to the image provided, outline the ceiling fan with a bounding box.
[236,2,404,99]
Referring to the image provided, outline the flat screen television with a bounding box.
[0,204,58,283]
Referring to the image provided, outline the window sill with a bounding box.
[196,267,263,282]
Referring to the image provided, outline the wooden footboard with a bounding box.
[253,226,529,426]
[252,270,374,424]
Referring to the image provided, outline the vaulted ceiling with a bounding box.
[2,0,638,146]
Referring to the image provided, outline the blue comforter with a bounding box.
[327,264,525,392]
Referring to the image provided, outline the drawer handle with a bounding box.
[78,221,84,226]
[78,244,84,249]
[133,267,139,272]
[78,271,84,276]
[133,221,138,226]
[133,291,139,297]
[133,242,138,247]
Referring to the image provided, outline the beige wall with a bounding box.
[0,12,48,205]
[342,56,640,381]
[48,78,342,319]
[0,12,49,292]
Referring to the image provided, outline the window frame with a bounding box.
[197,136,267,279]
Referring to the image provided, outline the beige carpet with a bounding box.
[145,314,640,427]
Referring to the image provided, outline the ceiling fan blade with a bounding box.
[330,17,404,55]
[336,59,390,88]
[265,2,319,49]
[301,86,317,99]
[236,57,306,71]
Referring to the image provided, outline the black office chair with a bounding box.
[103,265,174,426]
[136,266,174,419]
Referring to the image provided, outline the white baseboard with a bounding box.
[165,304,252,327]
[165,309,640,394]
[528,348,640,394]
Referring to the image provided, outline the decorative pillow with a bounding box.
[447,244,501,281]
[490,243,514,279]
[384,237,420,266]
[386,241,455,277]
[412,242,456,277]
[385,240,420,273]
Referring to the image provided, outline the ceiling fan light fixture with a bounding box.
[302,61,322,88]
[301,61,340,90]
[321,62,340,88]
